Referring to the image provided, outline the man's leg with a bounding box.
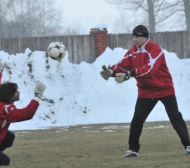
[160,95,190,148]
[0,131,15,151]
[128,97,158,153]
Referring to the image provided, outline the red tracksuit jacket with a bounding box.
[0,100,39,145]
[110,39,175,98]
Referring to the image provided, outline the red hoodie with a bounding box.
[0,100,39,144]
[110,39,175,98]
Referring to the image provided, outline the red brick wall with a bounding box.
[90,28,108,57]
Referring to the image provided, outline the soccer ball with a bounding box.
[47,42,66,60]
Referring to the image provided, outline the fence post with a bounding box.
[90,28,108,57]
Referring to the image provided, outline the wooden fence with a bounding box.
[108,31,190,59]
[0,31,190,64]
[0,35,96,64]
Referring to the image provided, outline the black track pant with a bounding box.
[129,95,190,153]
[0,131,15,166]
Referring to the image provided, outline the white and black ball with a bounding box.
[47,42,66,60]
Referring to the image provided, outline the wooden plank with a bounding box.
[84,35,89,63]
[89,34,96,63]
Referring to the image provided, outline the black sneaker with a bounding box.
[124,150,138,157]
[186,146,190,155]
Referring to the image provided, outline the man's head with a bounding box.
[0,82,19,103]
[132,25,149,47]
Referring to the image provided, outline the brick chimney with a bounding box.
[90,28,108,57]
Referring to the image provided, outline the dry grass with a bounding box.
[4,121,190,168]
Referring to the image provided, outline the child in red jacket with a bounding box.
[0,65,46,165]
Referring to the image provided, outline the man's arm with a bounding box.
[133,45,164,78]
[109,50,132,76]
[100,49,133,81]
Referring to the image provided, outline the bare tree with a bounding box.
[183,0,190,31]
[107,0,158,32]
[0,0,68,38]
[107,0,189,32]
[35,0,64,36]
[147,0,155,32]
[0,0,14,37]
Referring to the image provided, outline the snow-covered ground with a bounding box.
[0,47,189,130]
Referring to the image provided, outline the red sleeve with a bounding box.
[135,44,164,77]
[5,100,39,123]
[109,48,134,76]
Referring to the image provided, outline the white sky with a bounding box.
[54,0,186,34]
[56,0,121,34]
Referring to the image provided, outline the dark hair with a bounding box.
[133,25,149,38]
[0,82,18,103]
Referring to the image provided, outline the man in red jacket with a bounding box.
[100,25,190,157]
[0,81,46,165]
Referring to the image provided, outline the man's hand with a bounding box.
[100,65,113,80]
[115,71,130,83]
[34,82,46,98]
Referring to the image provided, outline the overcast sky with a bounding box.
[55,0,186,34]
[56,0,121,34]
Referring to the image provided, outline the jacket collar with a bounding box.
[136,38,150,52]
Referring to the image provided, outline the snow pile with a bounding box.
[0,47,189,130]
